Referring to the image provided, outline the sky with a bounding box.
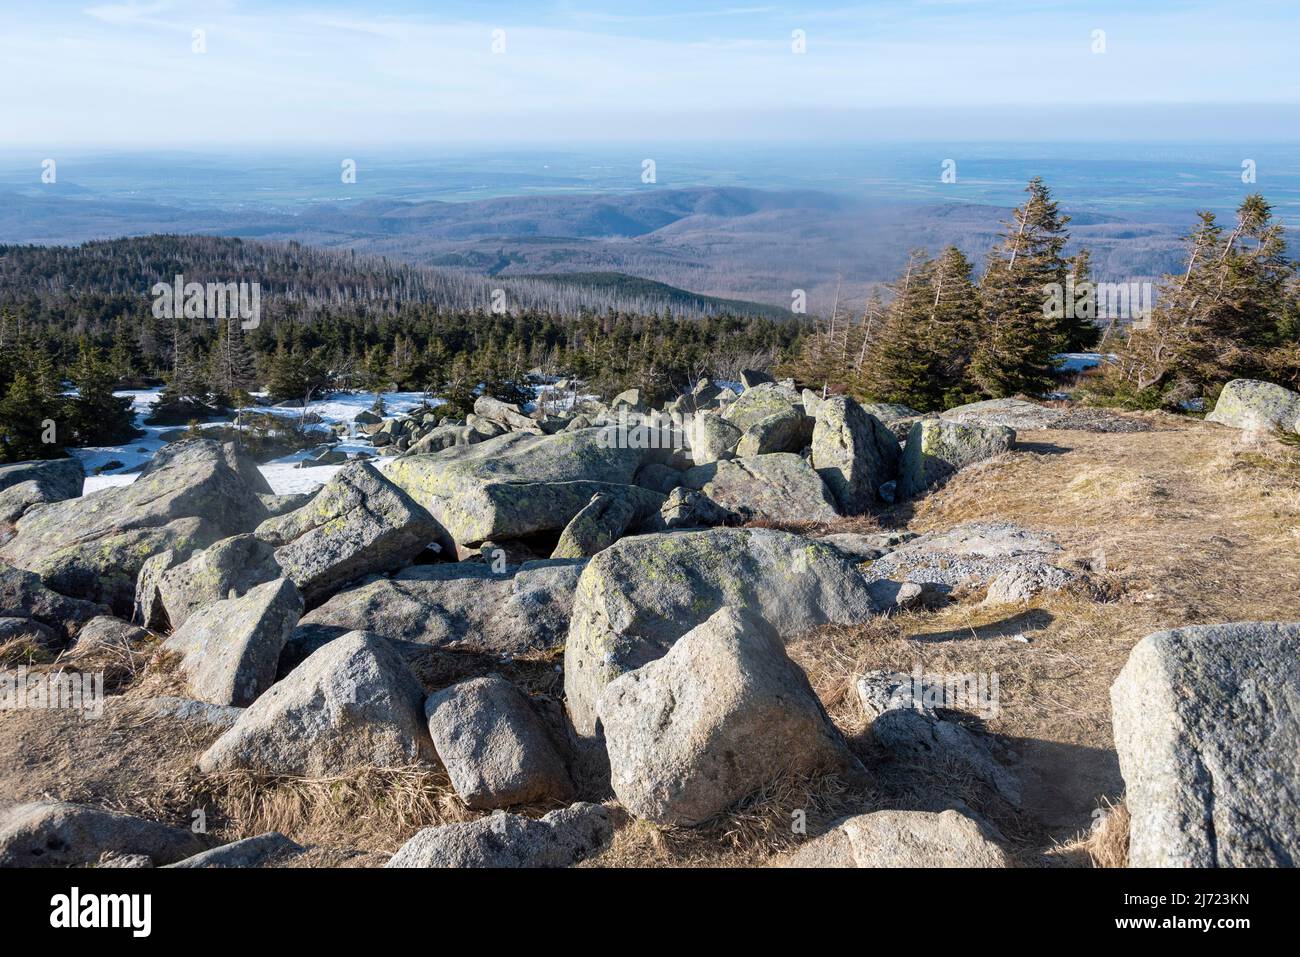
[1,0,1298,146]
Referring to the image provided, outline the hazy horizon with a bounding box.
[3,1,1298,147]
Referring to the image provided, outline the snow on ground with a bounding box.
[77,389,436,496]
[1056,352,1114,373]
[72,367,1118,498]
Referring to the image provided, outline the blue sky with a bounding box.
[2,0,1298,146]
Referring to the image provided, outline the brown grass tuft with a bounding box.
[595,770,865,868]
[0,634,59,667]
[1052,797,1130,868]
[56,630,161,693]
[195,765,476,853]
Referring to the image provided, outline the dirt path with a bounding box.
[870,413,1300,854]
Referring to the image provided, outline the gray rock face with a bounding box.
[466,413,507,439]
[898,419,1015,498]
[861,403,924,440]
[681,454,839,524]
[863,521,1074,601]
[779,809,1009,868]
[735,406,809,457]
[474,395,542,434]
[133,549,179,629]
[982,562,1076,606]
[811,395,900,513]
[658,487,737,529]
[634,462,683,495]
[0,800,206,867]
[198,630,434,777]
[940,397,1064,431]
[598,606,862,826]
[288,560,585,664]
[148,696,244,731]
[66,614,150,656]
[165,832,303,868]
[683,378,726,412]
[402,423,481,456]
[564,527,878,736]
[857,670,1021,806]
[297,448,348,468]
[385,429,658,546]
[815,531,914,564]
[1205,378,1300,434]
[1111,622,1300,867]
[262,493,313,519]
[723,381,802,432]
[0,458,84,524]
[148,533,281,631]
[425,676,573,810]
[162,578,304,707]
[384,802,613,868]
[256,461,453,605]
[0,439,271,614]
[610,388,645,413]
[551,492,638,559]
[739,369,774,389]
[0,561,107,640]
[687,412,742,466]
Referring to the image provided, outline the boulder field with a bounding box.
[2,375,1297,870]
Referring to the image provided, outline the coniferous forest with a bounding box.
[3,180,1298,462]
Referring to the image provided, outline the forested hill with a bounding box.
[513,272,792,321]
[0,235,792,322]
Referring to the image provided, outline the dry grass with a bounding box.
[757,412,1300,864]
[594,770,864,868]
[195,765,477,853]
[787,617,909,733]
[0,634,59,667]
[1051,797,1130,868]
[54,629,162,693]
[7,409,1298,867]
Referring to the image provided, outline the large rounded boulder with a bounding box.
[1205,378,1300,434]
[385,429,663,546]
[563,527,878,736]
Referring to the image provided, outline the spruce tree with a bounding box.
[0,343,65,462]
[970,178,1070,397]
[0,310,20,396]
[918,246,979,405]
[362,344,390,394]
[1110,194,1294,403]
[863,250,938,409]
[108,316,137,385]
[0,372,62,462]
[1059,249,1102,351]
[69,337,137,445]
[209,316,258,408]
[432,352,478,417]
